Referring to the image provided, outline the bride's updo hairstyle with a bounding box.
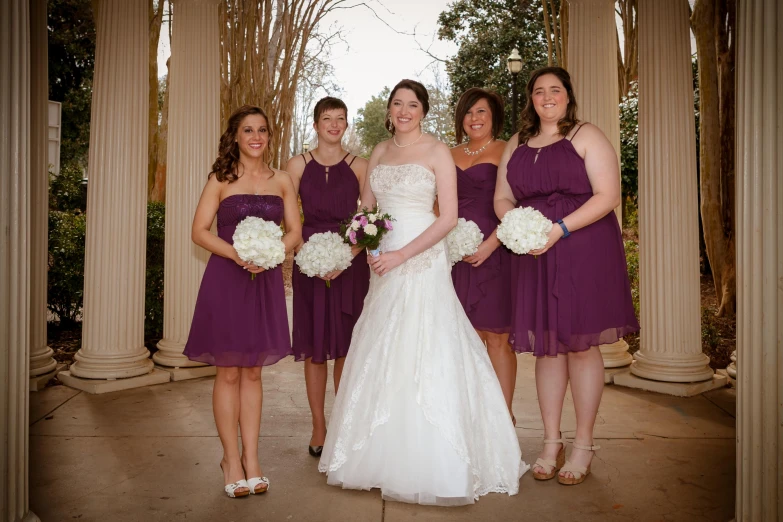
[384,79,430,135]
[210,105,272,183]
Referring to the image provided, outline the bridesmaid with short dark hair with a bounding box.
[450,88,517,423]
[285,97,370,458]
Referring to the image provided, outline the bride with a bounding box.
[318,79,529,505]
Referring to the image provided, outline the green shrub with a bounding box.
[145,201,166,340]
[49,162,86,212]
[47,209,86,326]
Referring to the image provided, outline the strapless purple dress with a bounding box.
[183,194,293,367]
[505,138,639,356]
[451,163,512,333]
[292,155,370,363]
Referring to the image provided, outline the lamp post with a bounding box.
[303,141,310,154]
[507,48,523,134]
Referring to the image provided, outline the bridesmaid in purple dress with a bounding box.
[449,88,517,423]
[495,68,639,486]
[184,105,302,498]
[284,97,370,458]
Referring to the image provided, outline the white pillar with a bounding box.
[0,0,40,518]
[29,0,62,391]
[613,0,725,396]
[152,0,220,380]
[58,0,169,394]
[567,0,632,378]
[735,1,782,519]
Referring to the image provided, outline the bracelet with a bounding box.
[557,219,570,238]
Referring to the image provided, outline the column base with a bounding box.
[614,367,728,397]
[599,339,633,368]
[69,348,155,380]
[22,511,41,522]
[58,368,170,394]
[630,349,715,382]
[152,339,208,369]
[30,345,57,377]
[155,364,216,381]
[30,363,67,391]
[726,350,737,379]
[604,366,630,384]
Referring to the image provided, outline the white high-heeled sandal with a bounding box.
[220,462,250,498]
[247,476,270,494]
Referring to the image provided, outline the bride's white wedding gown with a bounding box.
[318,163,529,505]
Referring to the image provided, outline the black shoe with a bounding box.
[308,445,323,457]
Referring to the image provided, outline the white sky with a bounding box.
[157,0,458,116]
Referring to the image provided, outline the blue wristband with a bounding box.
[557,219,570,238]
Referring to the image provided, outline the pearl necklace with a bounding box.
[393,131,424,148]
[464,138,494,156]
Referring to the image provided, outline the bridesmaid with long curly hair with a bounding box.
[184,105,302,498]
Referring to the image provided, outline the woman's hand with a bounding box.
[528,225,564,256]
[368,250,405,276]
[233,252,266,274]
[319,269,343,281]
[463,237,500,268]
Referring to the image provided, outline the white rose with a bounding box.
[368,214,377,223]
[363,223,378,236]
[350,220,361,231]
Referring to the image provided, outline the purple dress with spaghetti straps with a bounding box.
[505,126,639,356]
[451,163,512,333]
[184,194,293,367]
[293,153,370,363]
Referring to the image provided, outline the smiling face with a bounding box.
[388,88,425,134]
[462,98,494,143]
[314,108,347,145]
[235,114,269,160]
[531,73,569,123]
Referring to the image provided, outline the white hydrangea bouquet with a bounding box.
[232,216,286,279]
[446,218,484,266]
[496,207,553,255]
[294,232,353,288]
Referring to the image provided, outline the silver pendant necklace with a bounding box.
[464,138,494,156]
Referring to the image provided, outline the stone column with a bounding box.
[735,1,782,519]
[58,0,169,394]
[152,0,219,380]
[29,0,63,391]
[0,1,39,519]
[567,0,632,380]
[613,0,725,396]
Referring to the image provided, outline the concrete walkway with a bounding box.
[29,356,736,522]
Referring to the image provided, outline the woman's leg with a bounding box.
[333,357,346,394]
[214,366,247,492]
[532,354,569,474]
[560,346,604,478]
[238,366,263,479]
[482,330,517,419]
[304,357,328,446]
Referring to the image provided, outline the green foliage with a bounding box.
[619,81,639,203]
[145,202,166,340]
[437,0,548,140]
[701,307,720,351]
[49,161,86,212]
[623,239,640,321]
[48,0,96,165]
[48,209,86,326]
[355,87,391,154]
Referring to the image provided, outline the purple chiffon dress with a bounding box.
[292,153,370,363]
[505,128,639,356]
[183,194,293,367]
[451,163,512,333]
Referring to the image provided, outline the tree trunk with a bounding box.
[150,57,170,203]
[148,0,164,200]
[691,0,736,316]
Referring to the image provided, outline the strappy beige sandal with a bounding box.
[558,441,600,485]
[531,436,567,480]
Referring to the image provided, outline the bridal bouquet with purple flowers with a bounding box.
[340,206,394,257]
